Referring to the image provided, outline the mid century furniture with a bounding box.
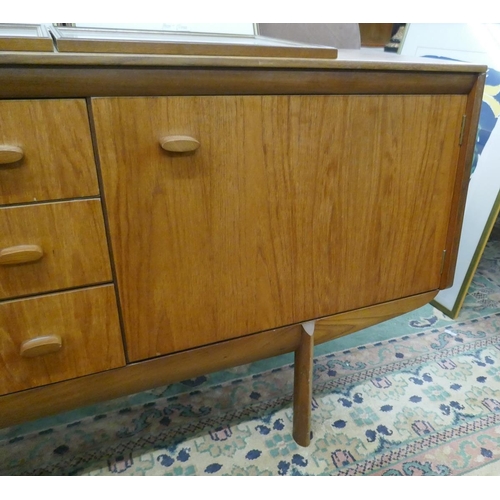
[0,39,485,446]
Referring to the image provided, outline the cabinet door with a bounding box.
[92,95,466,361]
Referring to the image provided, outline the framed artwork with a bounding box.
[401,23,500,318]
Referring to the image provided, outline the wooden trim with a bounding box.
[439,73,486,289]
[0,67,479,99]
[0,50,487,73]
[313,290,438,345]
[0,291,436,428]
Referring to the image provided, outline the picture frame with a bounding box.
[69,23,258,37]
[48,25,338,59]
[0,24,53,52]
[400,23,500,318]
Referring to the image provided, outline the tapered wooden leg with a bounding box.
[293,327,314,447]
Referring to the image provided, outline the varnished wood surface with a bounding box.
[0,291,435,428]
[0,67,478,99]
[93,95,465,361]
[0,200,112,299]
[314,290,438,344]
[0,99,99,205]
[0,52,485,434]
[0,285,124,395]
[0,49,487,72]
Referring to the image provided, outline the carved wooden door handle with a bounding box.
[0,145,24,165]
[20,335,63,358]
[0,244,44,265]
[19,335,62,358]
[160,136,200,153]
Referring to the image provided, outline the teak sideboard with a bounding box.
[0,49,486,446]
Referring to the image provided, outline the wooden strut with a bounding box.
[292,323,315,446]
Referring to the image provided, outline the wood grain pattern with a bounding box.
[0,67,478,99]
[0,200,112,299]
[92,95,466,361]
[0,323,301,426]
[0,99,99,205]
[0,285,124,395]
[314,290,438,345]
[0,291,436,428]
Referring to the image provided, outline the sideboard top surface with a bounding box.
[0,48,487,99]
[0,48,487,73]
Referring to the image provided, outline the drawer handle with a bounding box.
[160,136,200,153]
[20,335,62,358]
[0,244,44,265]
[0,145,24,165]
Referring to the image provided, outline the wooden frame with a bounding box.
[48,25,338,59]
[0,24,53,52]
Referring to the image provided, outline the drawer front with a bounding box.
[93,95,466,361]
[0,200,112,299]
[0,285,125,395]
[0,99,99,205]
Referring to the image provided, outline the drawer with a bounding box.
[0,285,125,395]
[0,99,99,205]
[0,200,112,300]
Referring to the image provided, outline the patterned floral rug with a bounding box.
[2,223,500,476]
